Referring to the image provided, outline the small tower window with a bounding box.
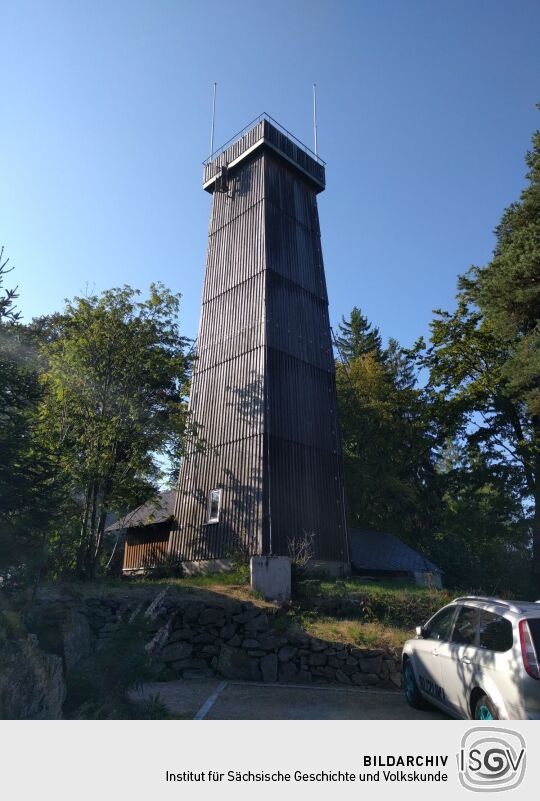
[207,489,222,523]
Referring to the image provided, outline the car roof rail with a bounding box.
[453,596,522,613]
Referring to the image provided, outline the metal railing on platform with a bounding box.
[203,112,326,167]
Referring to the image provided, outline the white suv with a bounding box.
[402,596,540,719]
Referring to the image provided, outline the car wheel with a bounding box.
[403,659,426,709]
[474,693,499,720]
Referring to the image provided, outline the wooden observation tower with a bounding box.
[169,114,350,573]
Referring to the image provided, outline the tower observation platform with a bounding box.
[203,113,325,194]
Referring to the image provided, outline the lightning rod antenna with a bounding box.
[313,82,318,157]
[210,82,217,157]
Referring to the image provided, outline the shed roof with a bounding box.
[105,489,175,532]
[350,527,440,574]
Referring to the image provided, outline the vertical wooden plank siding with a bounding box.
[168,119,349,566]
[170,152,266,561]
[263,150,348,562]
[122,527,170,571]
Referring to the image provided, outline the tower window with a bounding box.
[207,489,222,523]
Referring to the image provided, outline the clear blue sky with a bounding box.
[1,0,539,349]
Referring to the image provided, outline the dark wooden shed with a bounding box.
[105,490,175,574]
[350,528,443,587]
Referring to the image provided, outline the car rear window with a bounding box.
[478,611,513,652]
[452,606,480,645]
[526,618,540,655]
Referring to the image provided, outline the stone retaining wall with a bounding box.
[28,589,402,690]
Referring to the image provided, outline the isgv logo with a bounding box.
[457,727,526,792]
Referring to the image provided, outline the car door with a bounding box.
[412,605,457,711]
[439,604,480,717]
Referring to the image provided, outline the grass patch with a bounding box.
[298,614,411,651]
[168,567,249,587]
[134,566,250,589]
[297,578,460,629]
[35,568,250,601]
[288,577,471,650]
[324,578,449,595]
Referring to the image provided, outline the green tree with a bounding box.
[334,306,382,362]
[421,117,540,593]
[34,283,192,579]
[0,247,21,323]
[428,441,530,594]
[0,249,55,587]
[335,308,438,544]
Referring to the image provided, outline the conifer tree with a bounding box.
[423,113,540,593]
[334,307,383,362]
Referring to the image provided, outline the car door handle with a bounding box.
[431,649,439,656]
[460,657,472,664]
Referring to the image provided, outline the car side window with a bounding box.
[451,606,480,646]
[478,611,513,652]
[423,606,456,641]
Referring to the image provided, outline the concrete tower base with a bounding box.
[250,556,291,603]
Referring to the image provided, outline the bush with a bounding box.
[287,531,317,587]
[64,612,161,719]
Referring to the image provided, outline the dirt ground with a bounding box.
[132,678,448,720]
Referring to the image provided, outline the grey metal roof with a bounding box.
[105,489,175,532]
[350,527,441,574]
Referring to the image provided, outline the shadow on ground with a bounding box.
[131,678,449,720]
